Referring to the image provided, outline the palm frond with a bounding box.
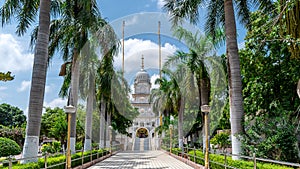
[204,0,224,41]
[235,0,251,27]
[0,0,22,27]
[163,0,203,26]
[16,0,39,35]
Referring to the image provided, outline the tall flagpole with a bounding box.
[158,21,162,79]
[158,21,162,127]
[122,21,127,150]
[122,21,125,86]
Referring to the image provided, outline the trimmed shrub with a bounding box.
[41,141,61,154]
[75,142,83,150]
[0,137,21,157]
[188,150,294,169]
[1,149,109,169]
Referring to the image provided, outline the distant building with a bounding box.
[116,56,160,150]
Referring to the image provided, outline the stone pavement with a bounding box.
[88,151,194,169]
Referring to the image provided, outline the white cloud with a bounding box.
[0,34,33,72]
[18,80,31,92]
[157,0,166,9]
[114,38,178,74]
[0,86,7,91]
[23,98,67,116]
[17,80,52,94]
[24,107,28,117]
[44,98,67,109]
[150,74,160,89]
[45,85,51,94]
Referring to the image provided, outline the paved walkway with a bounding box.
[88,151,194,169]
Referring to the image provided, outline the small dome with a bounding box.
[135,69,150,83]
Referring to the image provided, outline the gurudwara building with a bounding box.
[117,57,160,151]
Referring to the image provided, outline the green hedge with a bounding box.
[0,137,21,157]
[187,150,294,169]
[0,149,109,169]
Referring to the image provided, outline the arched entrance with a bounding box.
[136,127,149,138]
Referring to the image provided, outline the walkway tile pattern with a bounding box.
[88,151,194,169]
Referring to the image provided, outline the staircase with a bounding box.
[133,138,151,151]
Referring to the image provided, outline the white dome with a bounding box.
[135,69,150,83]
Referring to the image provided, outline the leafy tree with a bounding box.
[278,1,300,59]
[0,103,26,128]
[41,107,67,146]
[41,141,61,154]
[240,10,300,162]
[41,107,85,149]
[0,71,14,82]
[210,132,230,152]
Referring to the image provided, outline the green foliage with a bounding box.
[188,150,294,169]
[0,125,25,147]
[41,107,67,144]
[171,148,182,156]
[0,149,109,169]
[0,137,21,157]
[210,132,230,151]
[76,104,101,142]
[0,103,26,128]
[41,141,61,154]
[75,142,83,150]
[240,9,300,162]
[0,71,14,82]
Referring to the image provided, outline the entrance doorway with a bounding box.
[136,128,149,138]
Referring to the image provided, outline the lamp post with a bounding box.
[169,115,174,154]
[169,124,173,154]
[64,105,76,169]
[109,125,113,155]
[201,105,210,169]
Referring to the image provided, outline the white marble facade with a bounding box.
[117,57,160,150]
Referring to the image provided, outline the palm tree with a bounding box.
[96,48,138,148]
[1,0,55,162]
[151,76,177,136]
[163,0,272,158]
[32,0,114,152]
[153,65,196,149]
[165,27,216,149]
[78,43,98,151]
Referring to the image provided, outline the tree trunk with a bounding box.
[70,50,80,153]
[178,96,185,149]
[99,100,106,148]
[107,109,112,147]
[21,0,50,163]
[84,73,94,151]
[224,0,244,160]
[200,77,210,153]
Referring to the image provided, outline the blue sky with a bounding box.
[0,0,246,116]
